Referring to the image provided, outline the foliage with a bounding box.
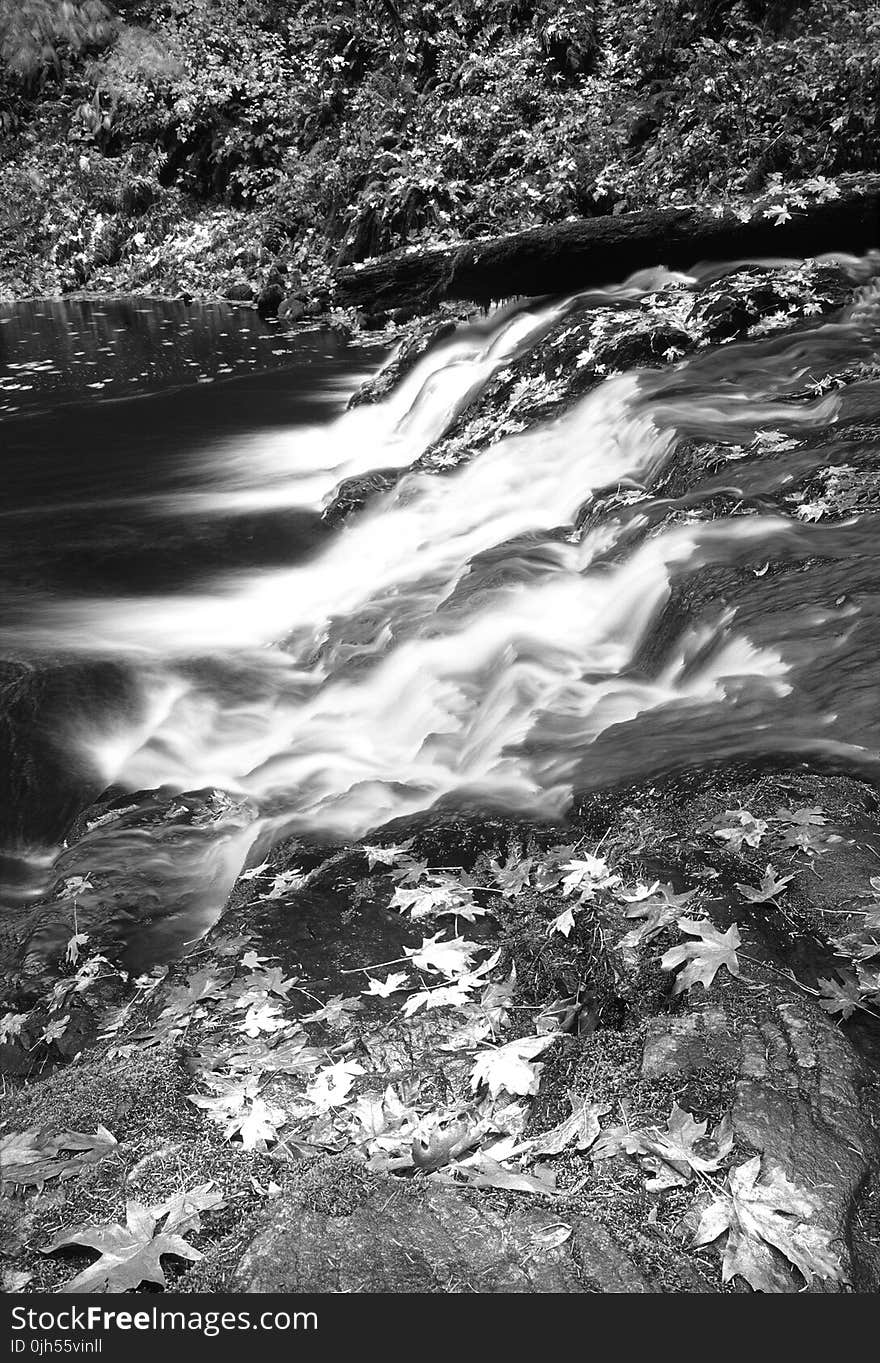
[2,0,880,299]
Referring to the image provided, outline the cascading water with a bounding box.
[3,263,880,964]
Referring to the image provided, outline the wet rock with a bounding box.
[232,1177,653,1292]
[277,296,307,322]
[222,281,256,303]
[257,276,286,318]
[348,318,458,408]
[640,987,880,1289]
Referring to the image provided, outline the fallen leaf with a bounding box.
[151,1183,225,1236]
[817,971,862,1019]
[661,918,741,995]
[470,1034,557,1098]
[363,971,410,997]
[528,1095,611,1157]
[0,1127,117,1190]
[225,1097,286,1150]
[693,1156,845,1291]
[42,1202,202,1293]
[713,810,768,852]
[736,864,795,904]
[306,1059,366,1111]
[490,851,533,898]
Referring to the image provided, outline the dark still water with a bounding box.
[4,274,880,969]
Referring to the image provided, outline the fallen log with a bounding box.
[334,176,880,314]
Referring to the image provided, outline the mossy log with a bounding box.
[334,177,880,314]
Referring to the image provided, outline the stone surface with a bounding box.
[640,987,880,1290]
[232,1179,652,1293]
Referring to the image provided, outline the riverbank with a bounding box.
[4,765,880,1292]
[4,252,880,1291]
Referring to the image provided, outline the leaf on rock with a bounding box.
[735,864,795,904]
[470,1034,557,1098]
[817,971,862,1019]
[0,1127,117,1190]
[693,1156,845,1291]
[528,1095,611,1158]
[548,906,575,938]
[435,1153,558,1196]
[360,840,414,869]
[661,918,741,995]
[637,1106,733,1190]
[225,1097,286,1151]
[42,1202,202,1294]
[560,855,620,900]
[490,851,534,898]
[713,810,768,852]
[404,933,480,979]
[300,994,362,1029]
[363,970,410,998]
[152,1182,225,1236]
[306,1059,366,1111]
[620,883,700,946]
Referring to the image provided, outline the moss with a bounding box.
[284,1154,374,1216]
[2,1043,193,1141]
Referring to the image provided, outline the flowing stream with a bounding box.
[3,268,880,965]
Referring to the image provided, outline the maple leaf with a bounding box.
[161,967,232,1019]
[152,1183,225,1236]
[262,869,305,899]
[65,932,89,966]
[40,1016,71,1045]
[226,1096,286,1150]
[42,1202,202,1293]
[306,1060,365,1111]
[188,1075,260,1124]
[620,883,700,946]
[817,971,862,1019]
[693,1156,845,1291]
[390,857,430,886]
[0,1011,26,1042]
[636,1106,733,1191]
[470,1034,557,1098]
[360,841,414,869]
[0,1127,117,1190]
[300,994,362,1029]
[735,864,795,904]
[240,949,274,971]
[548,906,575,938]
[560,855,620,899]
[440,1153,558,1196]
[362,971,410,998]
[490,851,533,898]
[713,810,768,852]
[401,981,475,1016]
[404,933,480,979]
[391,877,483,921]
[238,860,271,882]
[661,918,741,995]
[238,1001,286,1038]
[528,1095,611,1158]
